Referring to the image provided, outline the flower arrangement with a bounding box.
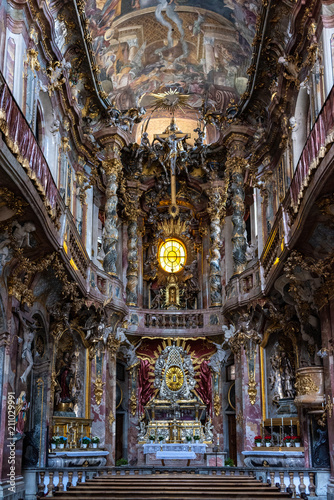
[194,435,200,441]
[264,435,271,441]
[82,437,91,445]
[58,436,67,445]
[92,436,100,444]
[51,437,60,445]
[254,436,262,443]
[290,436,300,441]
[283,436,292,443]
[158,436,164,442]
[186,436,192,442]
[149,435,155,441]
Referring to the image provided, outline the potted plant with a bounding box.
[225,458,235,467]
[186,436,192,442]
[58,436,67,449]
[264,435,271,447]
[51,437,59,450]
[149,435,155,442]
[254,436,262,447]
[82,436,91,449]
[92,436,100,449]
[116,458,128,466]
[292,436,301,447]
[194,435,200,442]
[283,436,292,447]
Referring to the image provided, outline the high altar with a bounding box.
[136,341,215,465]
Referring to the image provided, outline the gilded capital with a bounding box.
[225,156,248,175]
[102,158,122,176]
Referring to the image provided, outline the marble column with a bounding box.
[206,182,228,307]
[203,36,215,75]
[320,303,334,499]
[102,159,121,276]
[226,155,248,275]
[124,187,141,306]
[235,348,262,465]
[106,335,120,465]
[127,38,138,63]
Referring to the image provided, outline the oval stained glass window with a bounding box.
[158,238,186,273]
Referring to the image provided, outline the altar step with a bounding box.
[53,474,291,499]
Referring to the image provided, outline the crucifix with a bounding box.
[153,117,190,217]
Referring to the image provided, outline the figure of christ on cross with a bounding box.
[152,121,190,211]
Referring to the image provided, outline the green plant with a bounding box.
[82,437,91,445]
[149,435,155,441]
[51,437,59,445]
[225,458,235,467]
[116,458,128,466]
[158,436,164,442]
[58,436,67,444]
[186,436,192,442]
[92,436,100,444]
[193,435,200,441]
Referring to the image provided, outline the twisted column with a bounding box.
[226,156,248,275]
[102,159,121,276]
[124,187,141,306]
[207,182,228,307]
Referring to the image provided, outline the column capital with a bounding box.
[102,158,122,176]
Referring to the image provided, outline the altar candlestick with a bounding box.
[281,417,283,427]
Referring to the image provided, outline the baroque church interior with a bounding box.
[1,0,334,498]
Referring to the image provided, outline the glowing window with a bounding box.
[159,239,186,273]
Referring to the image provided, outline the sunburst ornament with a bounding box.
[149,90,191,113]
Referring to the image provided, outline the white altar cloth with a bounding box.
[143,443,207,455]
[156,451,197,460]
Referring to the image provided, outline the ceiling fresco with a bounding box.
[85,0,261,109]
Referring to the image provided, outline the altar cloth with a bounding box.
[156,451,197,460]
[143,443,207,454]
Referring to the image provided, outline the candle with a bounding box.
[217,436,220,446]
[281,417,283,427]
[81,424,84,434]
[290,419,292,427]
[271,418,272,428]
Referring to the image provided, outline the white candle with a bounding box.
[290,419,292,427]
[271,418,272,428]
[217,436,220,446]
[281,417,283,427]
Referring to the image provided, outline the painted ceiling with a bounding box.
[85,0,261,110]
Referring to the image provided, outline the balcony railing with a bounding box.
[128,308,223,335]
[0,74,57,215]
[223,260,263,314]
[24,466,330,499]
[290,83,334,212]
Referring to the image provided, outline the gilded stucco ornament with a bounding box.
[295,373,318,396]
[93,376,105,406]
[129,390,137,416]
[108,410,115,426]
[213,392,221,416]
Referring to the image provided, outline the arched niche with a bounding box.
[52,327,89,418]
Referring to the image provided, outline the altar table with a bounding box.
[143,443,207,466]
